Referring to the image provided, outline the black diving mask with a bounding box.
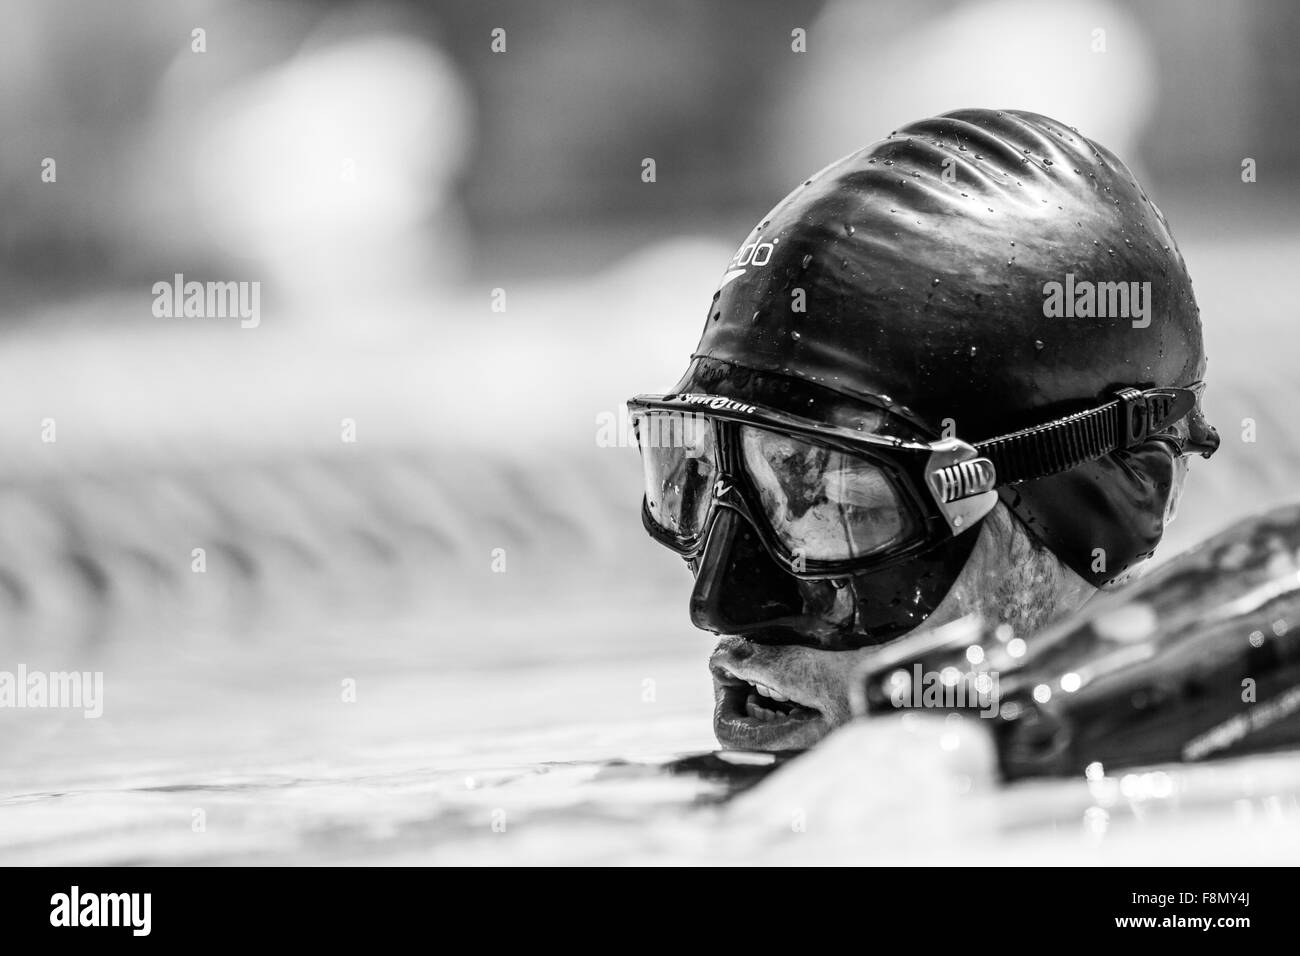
[628,386,1206,580]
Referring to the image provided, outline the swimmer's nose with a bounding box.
[688,508,809,640]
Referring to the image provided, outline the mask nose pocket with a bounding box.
[688,507,805,636]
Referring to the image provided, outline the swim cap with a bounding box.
[680,108,1217,586]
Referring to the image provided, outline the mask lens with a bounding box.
[740,425,917,561]
[634,411,716,542]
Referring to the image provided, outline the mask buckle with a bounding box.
[924,438,998,536]
[1116,387,1195,450]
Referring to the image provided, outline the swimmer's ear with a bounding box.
[999,441,1178,589]
[1101,452,1189,590]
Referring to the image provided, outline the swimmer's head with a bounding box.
[629,109,1217,750]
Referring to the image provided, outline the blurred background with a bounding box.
[1,0,1299,863]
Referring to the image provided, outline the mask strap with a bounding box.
[976,385,1208,485]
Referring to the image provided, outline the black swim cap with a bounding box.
[680,108,1217,586]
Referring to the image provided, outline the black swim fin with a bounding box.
[854,502,1300,780]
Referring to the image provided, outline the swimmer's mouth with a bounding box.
[712,666,826,751]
